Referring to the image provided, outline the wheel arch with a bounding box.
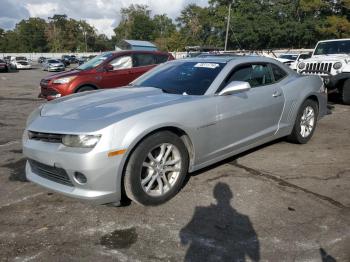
[74,83,99,93]
[305,94,319,110]
[116,125,195,203]
[122,126,195,172]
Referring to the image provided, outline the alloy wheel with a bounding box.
[141,143,182,197]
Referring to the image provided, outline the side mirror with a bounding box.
[219,81,251,96]
[105,64,114,71]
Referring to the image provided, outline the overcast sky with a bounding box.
[0,0,209,37]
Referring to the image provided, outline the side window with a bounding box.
[133,54,156,67]
[109,56,132,70]
[155,54,169,64]
[226,64,273,88]
[270,64,287,82]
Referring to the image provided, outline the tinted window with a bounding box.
[279,54,298,60]
[109,56,132,70]
[271,64,287,82]
[0,59,4,63]
[77,52,113,70]
[299,53,311,60]
[226,64,273,88]
[155,54,169,64]
[133,54,156,67]
[314,40,350,55]
[133,61,225,95]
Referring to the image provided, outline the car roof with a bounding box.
[318,38,350,43]
[182,55,280,64]
[103,50,170,56]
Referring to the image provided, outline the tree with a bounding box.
[114,4,155,42]
[15,18,48,52]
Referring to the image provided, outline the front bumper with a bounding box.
[48,66,65,72]
[23,138,122,204]
[300,70,350,90]
[39,86,62,100]
[17,65,31,69]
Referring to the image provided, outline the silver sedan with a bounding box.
[42,59,65,72]
[23,56,327,206]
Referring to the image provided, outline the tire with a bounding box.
[287,99,318,144]
[341,79,350,105]
[124,131,189,206]
[76,85,95,93]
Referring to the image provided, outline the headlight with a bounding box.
[62,134,101,148]
[333,62,342,70]
[298,62,305,70]
[53,76,76,84]
[26,105,43,126]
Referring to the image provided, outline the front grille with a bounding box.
[40,87,59,97]
[28,159,74,187]
[28,131,63,143]
[305,62,333,74]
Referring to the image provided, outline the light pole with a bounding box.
[84,31,87,53]
[224,3,232,51]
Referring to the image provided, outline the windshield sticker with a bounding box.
[194,63,220,69]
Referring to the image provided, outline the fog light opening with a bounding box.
[74,172,87,184]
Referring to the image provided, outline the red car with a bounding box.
[0,59,10,72]
[39,50,174,100]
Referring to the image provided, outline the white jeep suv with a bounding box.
[297,39,350,104]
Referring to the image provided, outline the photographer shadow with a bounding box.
[180,182,260,262]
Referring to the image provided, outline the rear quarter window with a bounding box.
[155,54,170,64]
[271,64,287,82]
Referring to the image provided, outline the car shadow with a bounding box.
[180,182,260,261]
[182,138,284,188]
[2,158,28,182]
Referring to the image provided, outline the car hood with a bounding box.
[40,87,189,121]
[308,54,350,62]
[43,69,80,80]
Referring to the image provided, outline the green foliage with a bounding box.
[0,1,349,53]
[0,15,113,52]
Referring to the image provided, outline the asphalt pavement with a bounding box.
[0,66,349,261]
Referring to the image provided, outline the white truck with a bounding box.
[297,39,350,104]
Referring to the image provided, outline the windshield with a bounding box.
[16,57,27,61]
[77,52,113,70]
[48,59,59,63]
[279,54,298,60]
[314,40,350,55]
[133,61,225,95]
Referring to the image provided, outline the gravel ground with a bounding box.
[0,66,349,262]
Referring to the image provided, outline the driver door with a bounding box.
[100,55,134,89]
[213,63,285,157]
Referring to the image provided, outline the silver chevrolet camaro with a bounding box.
[23,56,327,206]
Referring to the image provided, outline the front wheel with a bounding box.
[76,86,95,93]
[287,99,318,144]
[124,131,189,206]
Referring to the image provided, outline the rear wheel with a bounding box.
[124,131,189,206]
[287,99,318,144]
[76,85,96,93]
[341,79,350,105]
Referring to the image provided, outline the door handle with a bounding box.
[272,91,282,97]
